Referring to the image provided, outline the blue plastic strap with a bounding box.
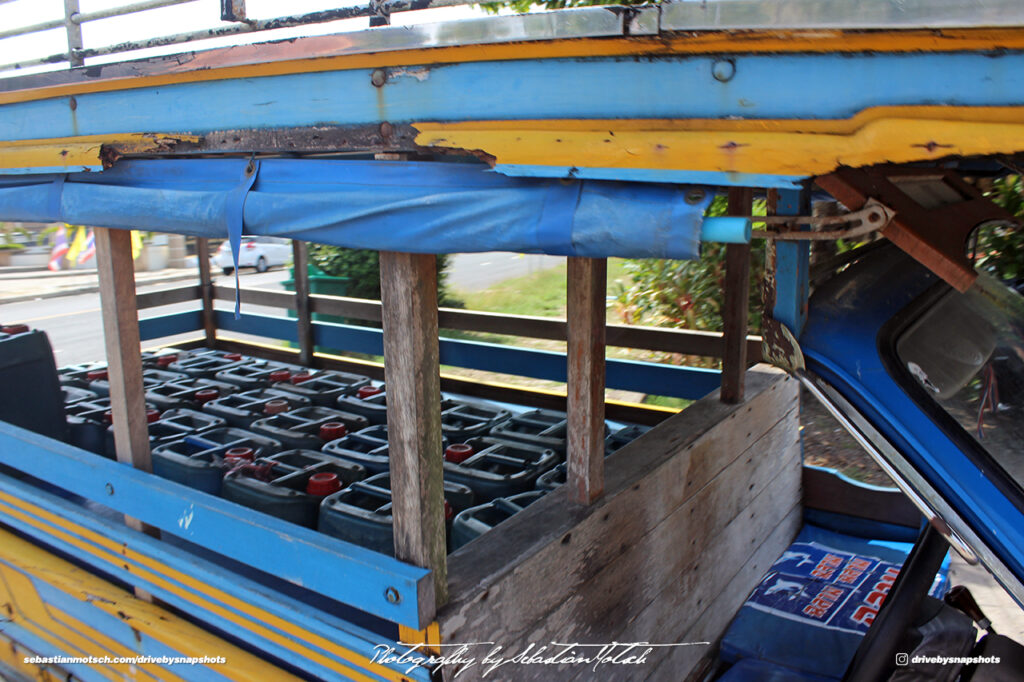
[534,181,582,255]
[226,158,260,318]
[48,174,65,221]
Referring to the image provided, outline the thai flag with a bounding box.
[48,226,68,271]
[77,229,96,265]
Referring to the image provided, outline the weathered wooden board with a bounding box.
[648,504,804,680]
[566,257,607,505]
[380,250,445,614]
[803,465,920,529]
[439,367,798,680]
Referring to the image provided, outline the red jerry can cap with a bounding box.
[224,352,243,361]
[307,472,342,496]
[263,399,290,415]
[445,443,474,464]
[146,409,161,423]
[87,369,108,381]
[194,388,220,403]
[268,370,291,382]
[290,373,313,384]
[1,324,29,334]
[224,447,255,461]
[156,354,178,366]
[356,385,383,399]
[319,422,348,441]
[444,499,454,521]
[103,410,114,424]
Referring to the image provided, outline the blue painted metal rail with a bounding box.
[0,420,433,632]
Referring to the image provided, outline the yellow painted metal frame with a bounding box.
[0,525,285,681]
[413,106,1024,178]
[0,488,420,682]
[0,133,201,173]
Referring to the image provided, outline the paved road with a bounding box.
[446,252,563,291]
[0,252,561,366]
[0,269,289,367]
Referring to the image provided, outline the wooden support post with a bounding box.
[195,238,217,347]
[721,188,754,404]
[380,251,446,610]
[94,228,159,545]
[566,257,607,505]
[292,240,314,366]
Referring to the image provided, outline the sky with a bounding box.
[0,0,490,77]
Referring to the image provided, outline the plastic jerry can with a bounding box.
[320,426,392,475]
[451,490,547,551]
[442,437,559,502]
[106,408,227,459]
[57,362,108,389]
[221,449,367,527]
[272,370,372,407]
[145,377,239,411]
[440,398,512,442]
[249,406,369,450]
[605,423,651,454]
[65,396,121,455]
[140,349,183,369]
[488,409,570,453]
[166,349,251,378]
[88,367,189,396]
[151,427,282,494]
[0,329,66,441]
[334,384,388,424]
[317,472,473,555]
[214,360,307,391]
[61,385,99,406]
[202,387,311,427]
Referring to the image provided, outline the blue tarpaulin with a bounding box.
[0,158,716,260]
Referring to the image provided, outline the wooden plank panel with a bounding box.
[135,285,201,310]
[441,369,796,643]
[94,227,159,546]
[550,412,800,649]
[566,257,607,505]
[210,285,761,359]
[379,251,446,614]
[647,505,804,680]
[803,466,921,528]
[291,240,314,365]
[721,187,754,404]
[94,228,151,473]
[195,238,216,346]
[483,412,800,681]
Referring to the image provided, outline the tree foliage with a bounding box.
[614,195,766,334]
[308,245,463,307]
[480,0,647,14]
[979,175,1024,284]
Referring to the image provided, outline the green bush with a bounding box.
[615,195,766,334]
[308,246,463,307]
[979,175,1024,283]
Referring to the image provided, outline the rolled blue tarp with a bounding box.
[0,158,723,259]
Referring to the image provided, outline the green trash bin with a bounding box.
[283,264,351,352]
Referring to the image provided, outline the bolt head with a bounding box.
[712,58,736,83]
[371,69,387,87]
[385,587,401,604]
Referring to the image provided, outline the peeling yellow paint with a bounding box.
[0,133,202,172]
[414,106,1024,177]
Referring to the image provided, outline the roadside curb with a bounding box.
[0,272,198,306]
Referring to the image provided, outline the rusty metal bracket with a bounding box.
[816,166,1018,292]
[750,199,896,241]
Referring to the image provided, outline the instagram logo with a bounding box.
[895,653,909,666]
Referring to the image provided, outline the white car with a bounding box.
[212,236,292,274]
